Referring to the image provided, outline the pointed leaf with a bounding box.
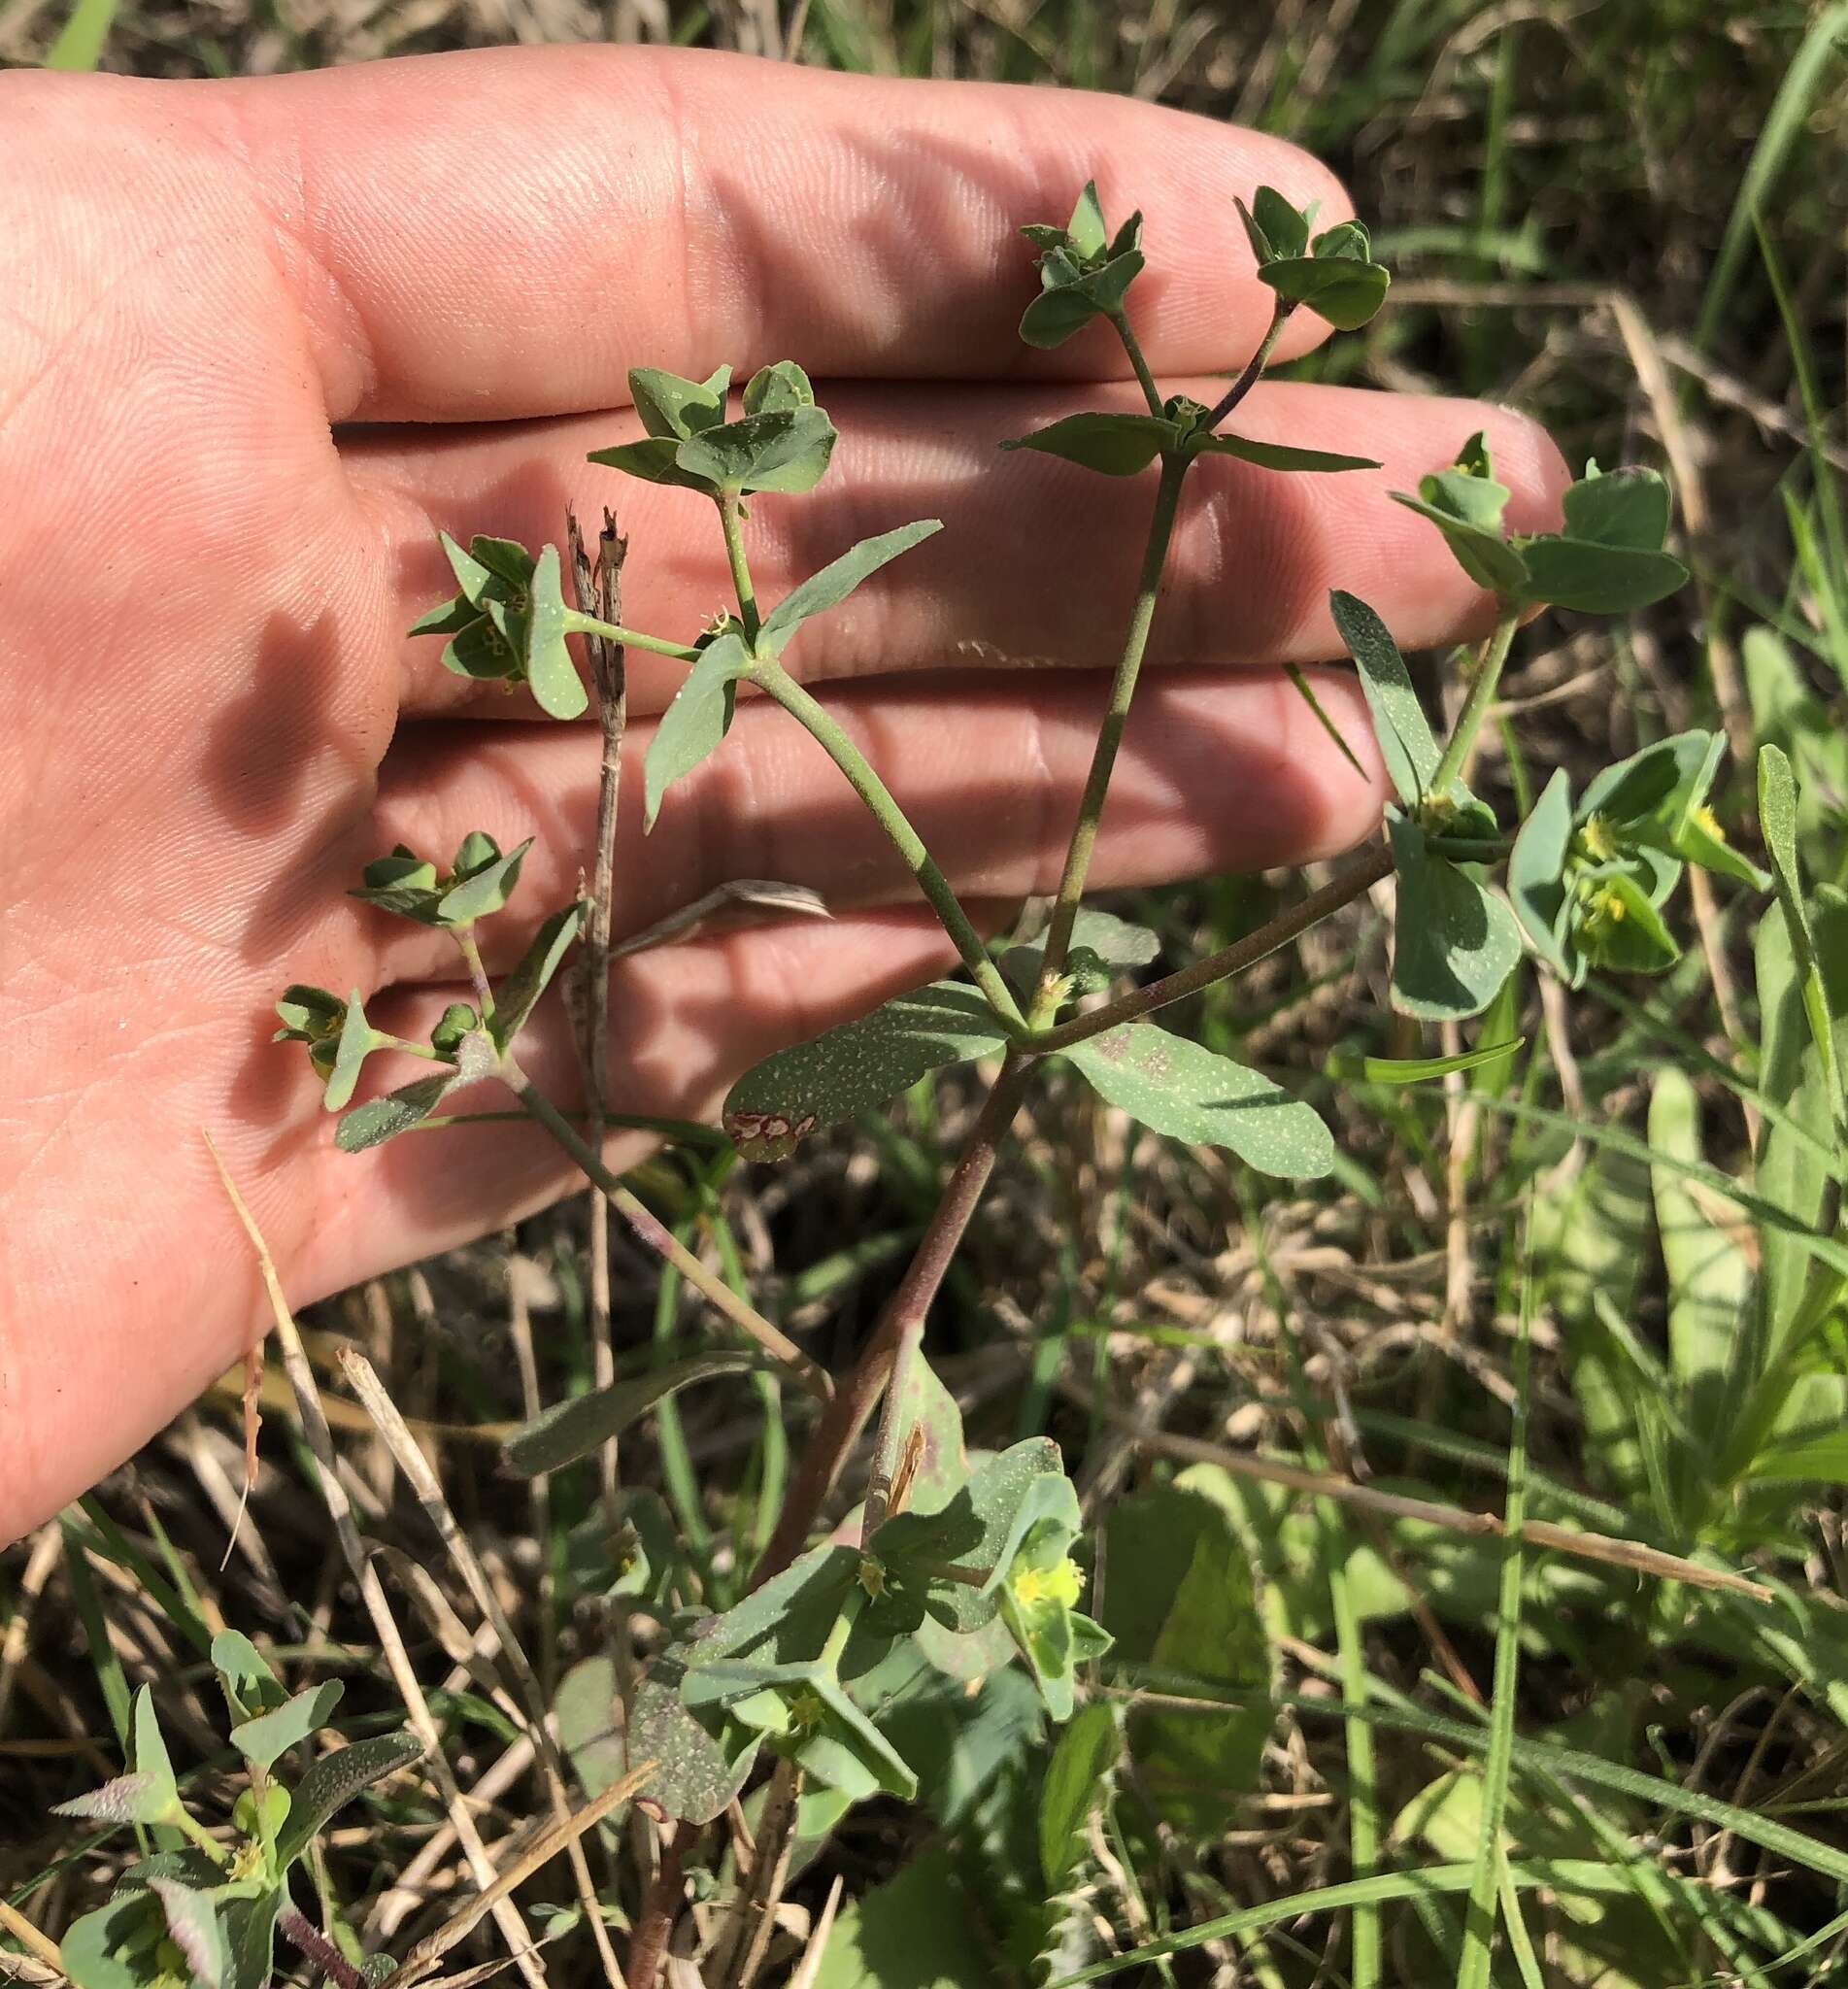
[490,900,585,1051]
[1330,589,1438,806]
[60,1897,161,1989]
[1000,412,1175,477]
[675,405,838,494]
[1391,491,1530,595]
[1040,1702,1122,1892]
[503,1352,765,1476]
[211,1632,281,1723]
[223,1889,283,1989]
[722,981,1012,1157]
[229,1681,345,1770]
[629,364,730,439]
[1065,181,1107,259]
[643,631,755,829]
[335,1069,465,1153]
[587,435,718,491]
[1064,1027,1333,1177]
[275,1730,423,1870]
[1193,431,1379,474]
[1761,744,1843,1129]
[50,1770,174,1827]
[150,1879,225,1989]
[1356,1039,1525,1084]
[759,520,943,651]
[1508,768,1576,978]
[438,836,530,926]
[1389,815,1524,1020]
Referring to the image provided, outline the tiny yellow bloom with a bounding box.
[1690,804,1727,844]
[856,1556,888,1600]
[1012,1558,1084,1610]
[1577,814,1618,863]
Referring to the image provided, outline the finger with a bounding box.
[290,908,989,1320]
[348,384,1567,720]
[212,47,1349,422]
[350,663,1384,989]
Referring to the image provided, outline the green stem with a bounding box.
[818,1584,866,1673]
[1108,309,1164,419]
[502,1056,832,1399]
[1030,451,1190,1023]
[858,1313,924,1544]
[718,490,759,642]
[562,611,700,663]
[374,1034,446,1062]
[1431,607,1522,797]
[164,1803,230,1867]
[750,655,1024,1026]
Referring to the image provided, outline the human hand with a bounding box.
[0,46,1564,1542]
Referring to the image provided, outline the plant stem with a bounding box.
[718,490,759,642]
[165,1803,230,1866]
[1109,308,1164,418]
[1031,452,1190,1022]
[454,929,496,1024]
[501,1056,831,1399]
[1204,299,1296,431]
[1431,606,1522,796]
[858,1311,924,1543]
[1033,843,1395,1056]
[562,611,700,663]
[752,1052,1034,1587]
[818,1585,866,1672]
[750,655,1024,1025]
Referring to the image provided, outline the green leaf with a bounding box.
[1329,589,1437,807]
[1745,1432,1848,1485]
[53,1688,179,1827]
[1063,1027,1333,1178]
[1100,1479,1274,1838]
[1561,463,1671,551]
[675,405,838,495]
[439,834,531,926]
[586,434,719,492]
[643,630,755,829]
[722,981,1013,1157]
[1065,181,1108,260]
[1574,866,1682,974]
[1388,815,1524,1020]
[335,1070,464,1153]
[1513,536,1688,615]
[1508,769,1577,979]
[1001,908,1160,1002]
[554,1657,625,1802]
[1391,491,1529,596]
[1760,743,1843,1133]
[630,1648,760,1825]
[1356,1038,1525,1085]
[1039,1702,1122,1893]
[742,360,814,416]
[60,1895,162,1989]
[275,1730,423,1870]
[229,1681,344,1770]
[810,1844,995,1989]
[503,1352,766,1475]
[322,991,376,1113]
[521,543,588,720]
[1257,253,1390,329]
[760,521,943,652]
[1235,185,1313,264]
[490,900,585,1051]
[222,1890,283,1989]
[149,1879,224,1989]
[629,364,730,439]
[1000,412,1176,477]
[211,1632,280,1723]
[1191,431,1380,474]
[1649,1066,1750,1427]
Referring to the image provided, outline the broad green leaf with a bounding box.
[439,834,531,926]
[1039,1702,1121,1893]
[1001,908,1159,1002]
[335,1070,464,1153]
[60,1896,161,1989]
[53,1688,178,1827]
[1000,412,1175,476]
[1257,253,1390,328]
[811,1844,996,1989]
[322,992,376,1113]
[229,1681,344,1770]
[722,981,1013,1158]
[1388,815,1524,1021]
[1192,431,1379,474]
[1507,769,1576,979]
[1514,537,1688,615]
[149,1879,224,1989]
[675,405,838,494]
[760,521,943,651]
[211,1631,280,1723]
[1235,185,1313,264]
[1329,589,1437,806]
[222,1890,283,1989]
[1561,464,1671,551]
[1101,1481,1273,1837]
[503,1352,765,1475]
[694,1662,917,1801]
[629,363,730,439]
[630,1648,759,1825]
[554,1657,625,1801]
[1579,731,1711,826]
[1391,491,1529,595]
[1745,1432,1848,1485]
[1760,743,1843,1133]
[275,1730,423,1869]
[1572,866,1681,975]
[521,543,588,721]
[643,630,755,829]
[490,901,585,1051]
[1065,1027,1333,1178]
[742,360,814,415]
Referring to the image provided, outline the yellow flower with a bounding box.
[1012,1558,1084,1610]
[1577,813,1618,863]
[1689,804,1727,844]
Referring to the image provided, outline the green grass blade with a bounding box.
[44,0,120,68]
[1327,1545,1380,1989]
